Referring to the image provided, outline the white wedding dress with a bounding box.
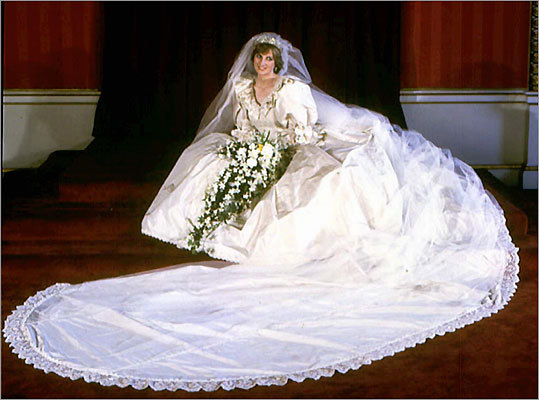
[4,34,519,392]
[142,75,404,264]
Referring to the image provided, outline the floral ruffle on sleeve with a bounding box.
[284,114,326,146]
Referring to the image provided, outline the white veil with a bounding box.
[193,32,389,143]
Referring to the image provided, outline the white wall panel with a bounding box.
[2,90,98,169]
[400,89,536,188]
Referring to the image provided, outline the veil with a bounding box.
[193,32,389,143]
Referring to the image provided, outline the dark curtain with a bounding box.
[92,2,407,145]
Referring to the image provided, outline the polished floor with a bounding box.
[1,150,537,398]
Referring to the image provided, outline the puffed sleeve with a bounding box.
[276,79,320,145]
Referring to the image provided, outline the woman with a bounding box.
[141,34,401,264]
[4,33,518,392]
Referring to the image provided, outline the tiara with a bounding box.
[254,33,287,52]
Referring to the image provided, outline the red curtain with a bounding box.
[4,2,532,90]
[401,1,531,88]
[3,1,103,89]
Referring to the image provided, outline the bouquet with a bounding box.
[187,131,295,253]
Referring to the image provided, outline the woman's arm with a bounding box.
[278,80,324,145]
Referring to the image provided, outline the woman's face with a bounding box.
[253,49,276,78]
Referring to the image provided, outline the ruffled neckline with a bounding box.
[236,74,291,110]
[250,76,285,106]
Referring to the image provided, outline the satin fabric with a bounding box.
[22,251,510,384]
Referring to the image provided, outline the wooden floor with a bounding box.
[1,148,537,399]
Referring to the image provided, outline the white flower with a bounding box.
[254,172,264,185]
[261,143,274,157]
[259,159,270,169]
[248,149,260,160]
[246,157,257,168]
[237,147,247,160]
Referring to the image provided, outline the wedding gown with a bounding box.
[4,33,519,392]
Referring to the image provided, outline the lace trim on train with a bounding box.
[6,212,519,392]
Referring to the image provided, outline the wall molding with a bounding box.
[400,89,530,104]
[3,89,101,105]
[526,91,538,104]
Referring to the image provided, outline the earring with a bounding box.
[274,67,279,73]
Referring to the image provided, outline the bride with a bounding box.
[4,33,519,392]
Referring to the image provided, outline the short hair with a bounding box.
[251,43,284,73]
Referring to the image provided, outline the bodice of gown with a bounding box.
[231,74,321,145]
